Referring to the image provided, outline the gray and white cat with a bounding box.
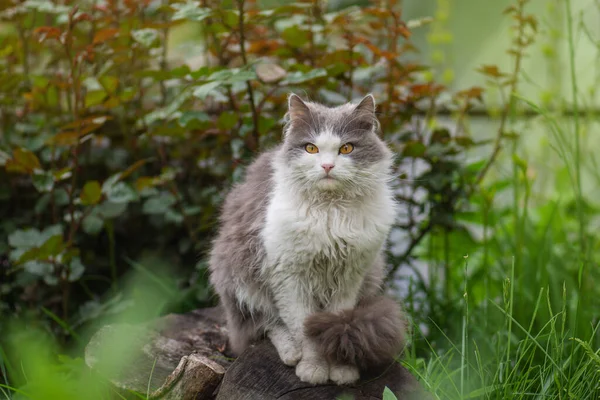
[209,94,406,385]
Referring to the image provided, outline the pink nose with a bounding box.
[321,163,334,173]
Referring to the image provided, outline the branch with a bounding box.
[386,222,433,282]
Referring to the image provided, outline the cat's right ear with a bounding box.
[287,93,311,123]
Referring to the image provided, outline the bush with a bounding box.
[0,0,487,329]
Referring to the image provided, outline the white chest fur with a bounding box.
[261,179,396,305]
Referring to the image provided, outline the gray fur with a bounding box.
[208,151,275,354]
[283,94,387,167]
[304,296,407,369]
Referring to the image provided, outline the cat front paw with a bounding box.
[278,342,302,366]
[329,364,359,385]
[295,359,329,384]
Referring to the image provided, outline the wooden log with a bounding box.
[85,307,425,399]
[216,340,424,400]
[85,307,231,399]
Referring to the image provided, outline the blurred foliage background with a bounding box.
[0,0,599,399]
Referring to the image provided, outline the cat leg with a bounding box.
[221,292,261,356]
[295,341,330,384]
[268,324,301,366]
[272,278,329,384]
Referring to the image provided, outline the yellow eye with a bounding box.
[305,143,319,154]
[339,143,354,154]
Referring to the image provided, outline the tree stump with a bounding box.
[85,307,425,399]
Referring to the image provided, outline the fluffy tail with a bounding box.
[304,296,406,369]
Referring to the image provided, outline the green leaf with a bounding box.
[209,69,257,83]
[82,214,104,235]
[81,181,102,205]
[221,10,238,27]
[178,111,211,128]
[32,170,54,192]
[431,128,451,143]
[512,154,527,174]
[38,234,64,258]
[466,160,486,174]
[5,147,41,174]
[217,112,238,131]
[382,387,398,400]
[101,173,122,194]
[165,209,184,224]
[281,69,327,85]
[99,76,119,93]
[97,201,128,219]
[0,150,10,166]
[17,234,64,265]
[8,228,41,249]
[68,257,85,282]
[143,193,177,214]
[23,0,70,14]
[85,90,107,108]
[54,188,70,206]
[24,261,53,277]
[171,1,212,21]
[131,28,159,48]
[402,141,426,158]
[106,182,138,204]
[281,26,310,47]
[192,81,222,99]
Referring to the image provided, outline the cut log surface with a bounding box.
[85,307,426,400]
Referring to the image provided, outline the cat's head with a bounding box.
[279,94,393,197]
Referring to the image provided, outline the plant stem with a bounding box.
[565,0,585,257]
[160,0,169,106]
[475,1,528,186]
[237,0,260,152]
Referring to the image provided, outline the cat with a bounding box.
[208,93,406,385]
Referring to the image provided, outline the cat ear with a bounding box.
[351,94,378,132]
[355,94,376,114]
[285,93,313,136]
[288,93,311,122]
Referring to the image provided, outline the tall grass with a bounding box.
[401,0,600,398]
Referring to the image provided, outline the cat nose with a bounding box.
[321,163,335,173]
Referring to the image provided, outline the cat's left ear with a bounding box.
[355,94,376,114]
[352,94,378,132]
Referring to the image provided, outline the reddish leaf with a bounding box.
[61,116,110,130]
[457,86,484,101]
[74,13,93,24]
[396,24,411,39]
[93,28,119,44]
[476,65,506,78]
[410,83,445,98]
[34,27,62,43]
